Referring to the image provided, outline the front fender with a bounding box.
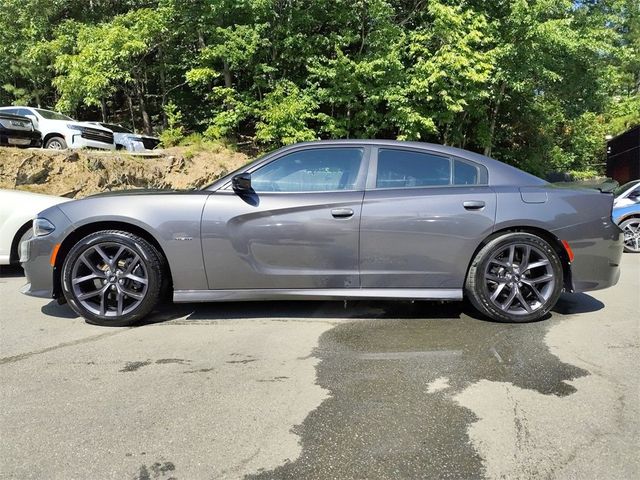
[56,193,211,291]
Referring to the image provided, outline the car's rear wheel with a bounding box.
[61,230,162,326]
[45,136,67,149]
[619,218,640,253]
[465,232,564,322]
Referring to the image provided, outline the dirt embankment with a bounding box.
[0,146,250,198]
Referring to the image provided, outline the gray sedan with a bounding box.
[21,140,623,326]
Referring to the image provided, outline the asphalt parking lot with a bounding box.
[1,255,638,480]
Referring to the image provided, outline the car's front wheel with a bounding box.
[465,232,564,322]
[61,230,162,326]
[619,218,640,253]
[45,136,67,149]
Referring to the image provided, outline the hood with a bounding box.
[0,112,30,121]
[0,113,34,129]
[86,188,198,198]
[69,121,113,132]
[112,132,159,139]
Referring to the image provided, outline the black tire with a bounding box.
[45,136,67,149]
[61,230,163,326]
[465,232,564,323]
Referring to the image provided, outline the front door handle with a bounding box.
[463,200,485,210]
[331,208,354,218]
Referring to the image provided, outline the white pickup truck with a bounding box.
[0,106,115,150]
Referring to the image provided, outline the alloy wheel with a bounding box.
[70,242,149,317]
[621,219,640,253]
[483,243,556,316]
[47,140,64,149]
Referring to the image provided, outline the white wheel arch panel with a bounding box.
[0,189,72,264]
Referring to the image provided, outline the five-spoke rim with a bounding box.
[70,242,148,317]
[622,219,640,253]
[484,243,555,316]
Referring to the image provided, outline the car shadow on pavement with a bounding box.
[0,265,25,278]
[553,292,605,315]
[38,291,605,326]
[140,291,604,326]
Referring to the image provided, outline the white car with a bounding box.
[88,122,161,152]
[0,106,115,150]
[613,179,640,207]
[0,189,72,265]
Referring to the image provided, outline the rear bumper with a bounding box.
[555,220,623,293]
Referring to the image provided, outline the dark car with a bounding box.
[0,112,42,148]
[21,140,623,327]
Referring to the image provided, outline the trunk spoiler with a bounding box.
[594,181,617,193]
[549,180,618,194]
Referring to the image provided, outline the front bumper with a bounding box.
[0,129,42,148]
[20,206,73,299]
[20,232,59,298]
[69,134,115,150]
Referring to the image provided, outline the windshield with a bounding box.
[34,108,73,121]
[614,180,640,197]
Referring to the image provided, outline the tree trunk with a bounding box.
[127,95,136,132]
[223,60,232,88]
[138,94,151,135]
[159,46,168,128]
[100,98,107,122]
[484,82,506,157]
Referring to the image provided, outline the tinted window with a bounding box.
[0,108,18,115]
[17,108,32,117]
[376,149,450,188]
[453,159,479,185]
[251,148,363,192]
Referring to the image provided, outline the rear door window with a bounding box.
[376,149,451,188]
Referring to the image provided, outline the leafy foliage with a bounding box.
[0,0,637,176]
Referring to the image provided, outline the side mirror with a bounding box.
[232,173,252,192]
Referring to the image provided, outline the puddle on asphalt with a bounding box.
[246,296,590,479]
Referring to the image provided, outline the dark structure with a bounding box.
[607,125,640,184]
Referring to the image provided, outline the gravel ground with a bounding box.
[1,254,638,480]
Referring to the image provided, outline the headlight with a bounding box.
[33,218,56,236]
[66,123,83,131]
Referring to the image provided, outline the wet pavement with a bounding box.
[1,254,638,479]
[247,301,589,479]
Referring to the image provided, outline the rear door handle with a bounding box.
[331,208,354,218]
[463,200,485,210]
